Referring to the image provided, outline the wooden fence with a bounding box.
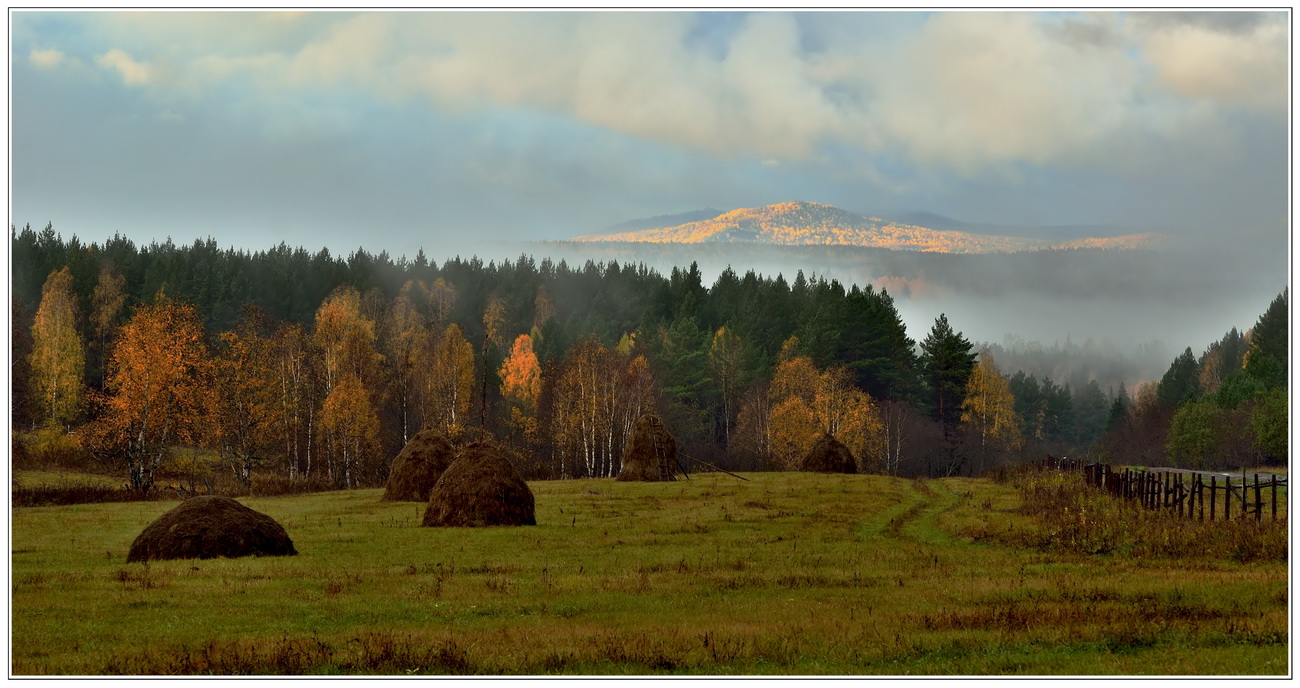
[1082,463,1287,522]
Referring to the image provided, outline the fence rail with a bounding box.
[1079,463,1287,522]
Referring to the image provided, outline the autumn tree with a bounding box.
[312,286,381,396]
[768,395,818,471]
[319,372,381,488]
[815,366,884,471]
[425,323,475,436]
[382,282,429,444]
[89,262,128,388]
[708,325,746,446]
[551,338,620,478]
[480,295,507,427]
[960,350,1022,474]
[90,296,214,492]
[733,384,771,469]
[269,322,315,478]
[213,306,280,489]
[500,333,543,445]
[29,267,85,429]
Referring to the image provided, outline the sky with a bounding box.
[8,9,1291,263]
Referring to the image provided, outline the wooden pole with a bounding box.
[1210,476,1217,521]
[1225,478,1232,521]
[1272,475,1278,521]
[1253,474,1261,521]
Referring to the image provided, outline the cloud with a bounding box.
[1132,12,1288,112]
[29,48,65,68]
[44,11,1286,178]
[97,48,155,85]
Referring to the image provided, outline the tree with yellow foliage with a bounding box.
[213,306,280,489]
[319,372,381,488]
[30,267,84,428]
[960,349,1022,470]
[426,323,475,436]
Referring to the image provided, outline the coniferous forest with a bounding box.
[11,223,1288,493]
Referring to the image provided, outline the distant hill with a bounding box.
[573,201,1164,254]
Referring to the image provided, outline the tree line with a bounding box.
[11,223,1287,491]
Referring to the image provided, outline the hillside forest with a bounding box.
[10,223,1289,493]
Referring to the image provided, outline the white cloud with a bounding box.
[1136,14,1288,112]
[55,11,1291,177]
[29,48,65,69]
[97,48,155,85]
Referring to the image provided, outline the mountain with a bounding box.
[573,201,1164,254]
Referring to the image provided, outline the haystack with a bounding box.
[422,440,536,527]
[800,433,857,474]
[617,414,677,482]
[126,496,297,563]
[382,429,456,502]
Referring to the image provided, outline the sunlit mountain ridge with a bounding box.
[573,201,1165,253]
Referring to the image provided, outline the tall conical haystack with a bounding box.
[801,433,857,474]
[382,429,456,502]
[126,496,297,563]
[422,440,536,527]
[618,414,677,482]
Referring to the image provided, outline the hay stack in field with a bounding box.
[800,433,857,474]
[617,414,677,482]
[382,429,456,502]
[126,496,297,563]
[422,440,536,527]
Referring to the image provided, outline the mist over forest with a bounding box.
[481,238,1285,388]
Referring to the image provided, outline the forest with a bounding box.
[10,222,1289,493]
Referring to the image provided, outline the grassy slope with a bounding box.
[10,473,1288,675]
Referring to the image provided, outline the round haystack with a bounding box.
[617,414,677,482]
[382,429,456,502]
[801,433,857,474]
[126,496,297,563]
[422,440,536,527]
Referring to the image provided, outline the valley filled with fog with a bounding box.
[481,239,1285,389]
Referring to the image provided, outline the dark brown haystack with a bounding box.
[126,496,297,563]
[382,429,456,502]
[800,433,857,474]
[617,414,678,482]
[422,440,536,527]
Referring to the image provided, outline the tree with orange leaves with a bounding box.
[500,333,543,446]
[89,295,214,492]
[500,334,542,410]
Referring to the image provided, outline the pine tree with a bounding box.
[919,314,975,427]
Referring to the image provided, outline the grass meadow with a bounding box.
[9,470,1289,676]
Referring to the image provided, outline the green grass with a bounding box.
[10,472,1288,675]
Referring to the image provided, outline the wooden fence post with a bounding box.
[1225,478,1232,521]
[1210,476,1217,521]
[1272,475,1278,521]
[1254,474,1262,522]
